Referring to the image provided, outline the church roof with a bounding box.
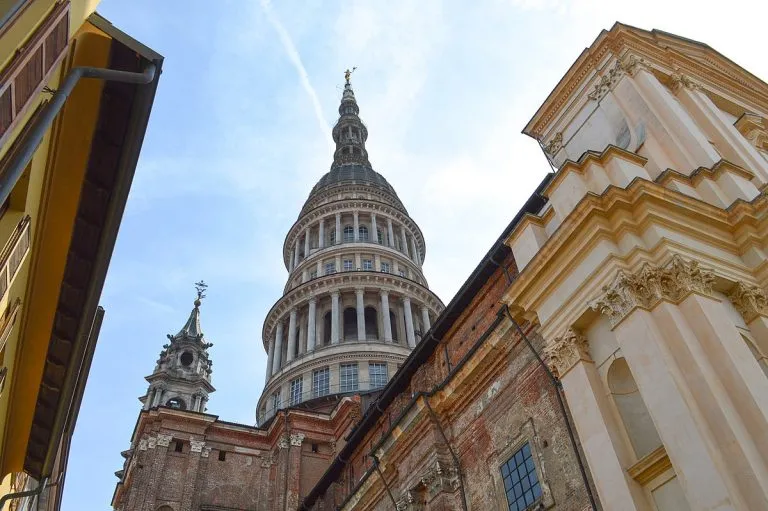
[307,164,399,198]
[172,299,203,340]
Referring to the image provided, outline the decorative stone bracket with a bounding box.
[394,460,460,510]
[590,255,716,327]
[545,328,591,379]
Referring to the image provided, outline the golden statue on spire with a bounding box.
[344,67,357,85]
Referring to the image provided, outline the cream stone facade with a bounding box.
[503,23,768,511]
[257,81,443,425]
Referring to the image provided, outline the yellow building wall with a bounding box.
[0,0,105,488]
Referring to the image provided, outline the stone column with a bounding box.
[293,242,300,268]
[304,228,310,256]
[545,329,647,510]
[371,213,378,244]
[272,321,283,375]
[410,236,419,265]
[672,75,768,183]
[266,336,275,383]
[622,57,719,171]
[420,305,431,332]
[180,439,206,511]
[356,288,366,341]
[387,218,395,248]
[353,211,360,241]
[331,291,340,344]
[335,213,341,245]
[153,387,164,407]
[307,297,317,352]
[403,297,416,347]
[298,312,306,355]
[318,218,325,249]
[140,433,173,510]
[400,226,410,258]
[381,291,392,342]
[286,308,298,363]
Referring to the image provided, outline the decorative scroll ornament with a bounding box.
[545,328,591,379]
[422,461,460,498]
[190,439,205,453]
[728,282,768,322]
[669,72,701,92]
[588,60,626,102]
[290,433,305,446]
[618,54,650,77]
[278,435,290,450]
[591,255,716,327]
[156,434,172,447]
[544,132,563,156]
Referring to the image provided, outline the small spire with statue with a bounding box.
[344,67,357,85]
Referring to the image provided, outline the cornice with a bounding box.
[283,198,427,268]
[526,24,768,140]
[503,174,768,334]
[546,144,648,195]
[262,271,444,347]
[656,159,756,189]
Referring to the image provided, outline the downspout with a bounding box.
[371,455,398,509]
[0,63,157,208]
[0,477,49,509]
[501,305,598,510]
[422,397,469,511]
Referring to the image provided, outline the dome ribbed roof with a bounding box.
[308,164,398,197]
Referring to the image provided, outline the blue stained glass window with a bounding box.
[501,442,542,511]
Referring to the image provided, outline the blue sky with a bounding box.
[62,0,768,508]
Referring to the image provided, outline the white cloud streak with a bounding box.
[260,0,334,152]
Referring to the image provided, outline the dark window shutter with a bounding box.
[0,2,70,145]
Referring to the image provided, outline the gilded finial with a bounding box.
[344,67,357,85]
[194,280,208,307]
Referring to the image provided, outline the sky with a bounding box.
[62,0,768,509]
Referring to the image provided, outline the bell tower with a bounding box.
[140,281,215,412]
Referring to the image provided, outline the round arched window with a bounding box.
[180,351,194,367]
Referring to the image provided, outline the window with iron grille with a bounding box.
[359,225,369,241]
[340,363,358,392]
[380,262,390,273]
[290,378,303,406]
[362,259,373,270]
[324,262,336,275]
[310,270,317,279]
[343,225,354,242]
[369,363,388,389]
[343,259,354,271]
[501,443,542,511]
[312,367,330,398]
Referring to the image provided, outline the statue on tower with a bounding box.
[194,280,207,307]
[344,67,357,85]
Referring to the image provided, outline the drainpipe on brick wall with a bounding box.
[502,305,598,511]
[371,454,399,509]
[422,398,469,511]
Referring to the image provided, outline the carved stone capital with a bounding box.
[190,439,205,453]
[138,438,148,451]
[278,435,290,449]
[545,328,591,379]
[669,72,701,93]
[147,436,157,449]
[728,282,768,323]
[396,490,424,511]
[201,446,211,458]
[619,54,650,77]
[290,433,305,446]
[156,434,172,447]
[423,460,460,498]
[591,255,716,327]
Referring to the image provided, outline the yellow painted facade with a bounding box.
[0,1,162,507]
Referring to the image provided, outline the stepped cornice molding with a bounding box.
[525,24,768,139]
[590,255,716,327]
[301,183,407,216]
[263,271,444,347]
[545,328,591,378]
[283,197,426,267]
[503,167,768,335]
[728,281,768,323]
